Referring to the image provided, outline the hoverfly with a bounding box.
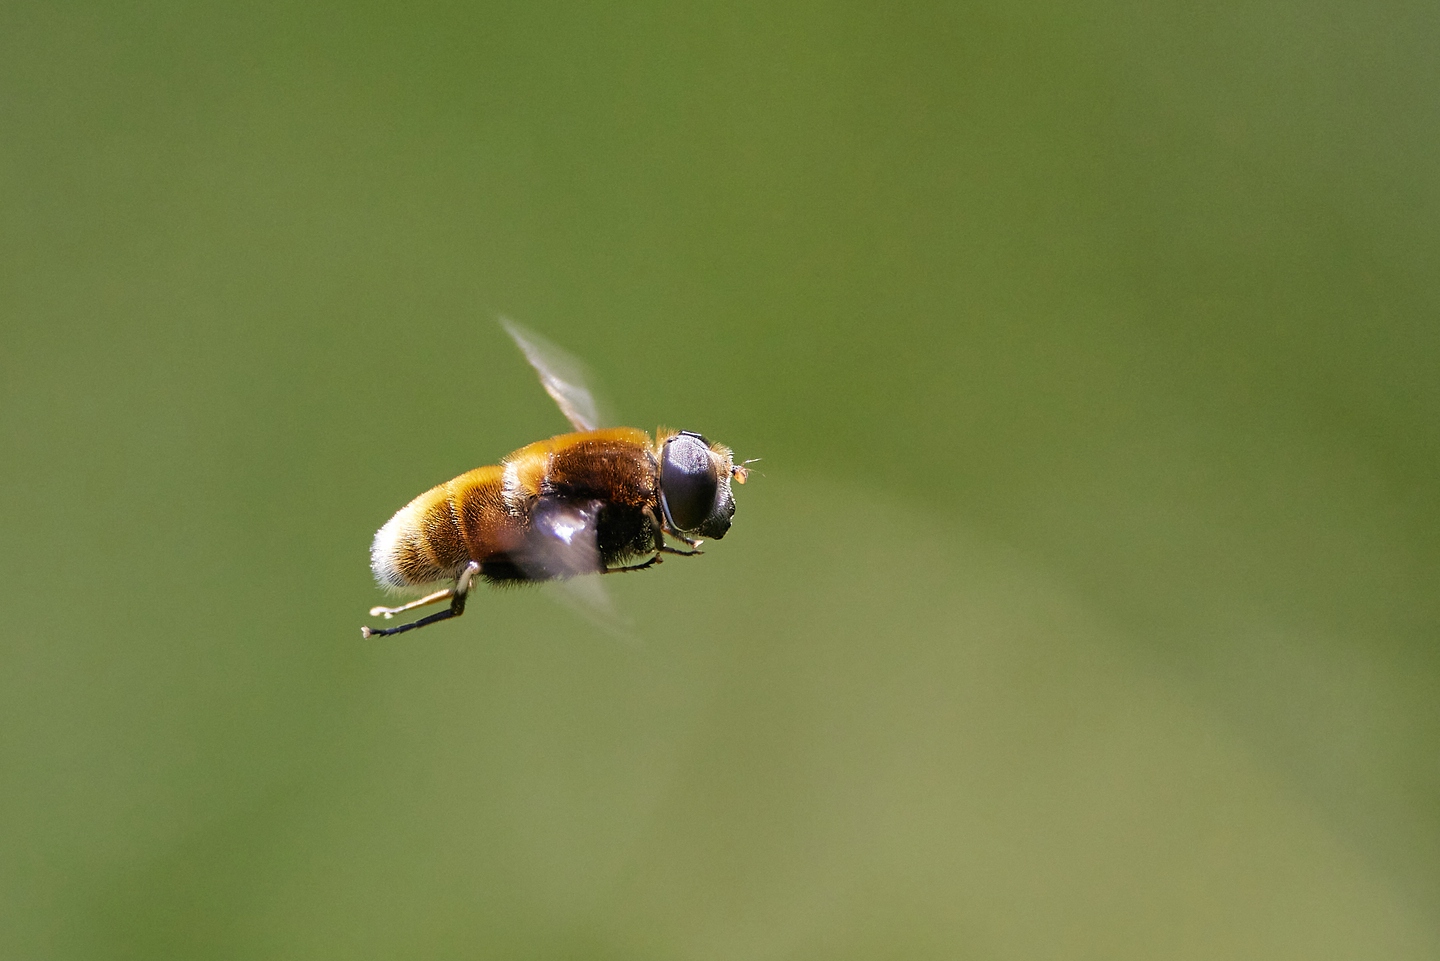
[362,319,751,638]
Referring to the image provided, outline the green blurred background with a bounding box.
[3,0,1438,957]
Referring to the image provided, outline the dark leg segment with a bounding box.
[362,562,479,639]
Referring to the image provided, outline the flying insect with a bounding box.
[362,319,751,638]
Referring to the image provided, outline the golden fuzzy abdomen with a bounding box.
[370,465,515,590]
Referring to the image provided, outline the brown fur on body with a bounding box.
[370,428,660,591]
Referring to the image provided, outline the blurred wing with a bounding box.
[500,317,603,432]
[520,497,636,643]
[545,576,637,645]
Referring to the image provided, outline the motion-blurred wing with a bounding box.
[519,496,636,642]
[545,575,636,644]
[500,317,603,432]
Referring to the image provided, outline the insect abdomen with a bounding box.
[371,468,503,590]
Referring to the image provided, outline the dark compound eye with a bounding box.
[660,433,718,532]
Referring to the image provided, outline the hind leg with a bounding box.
[362,561,480,639]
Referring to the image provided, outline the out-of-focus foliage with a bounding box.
[2,1,1436,957]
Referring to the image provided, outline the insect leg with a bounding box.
[659,524,704,556]
[662,527,704,550]
[649,506,703,556]
[370,588,453,619]
[604,555,663,574]
[362,561,480,639]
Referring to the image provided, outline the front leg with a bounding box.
[664,528,704,550]
[649,505,703,556]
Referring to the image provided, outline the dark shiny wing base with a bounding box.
[515,497,608,581]
[484,496,641,641]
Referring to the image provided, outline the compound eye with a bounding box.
[660,434,718,532]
